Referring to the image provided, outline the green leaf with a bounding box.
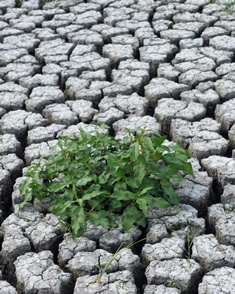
[140,195,170,208]
[125,178,138,189]
[64,188,75,200]
[133,155,146,185]
[107,157,119,173]
[31,185,47,201]
[137,198,148,215]
[183,162,194,176]
[20,177,32,195]
[87,198,104,211]
[152,197,171,208]
[111,190,136,201]
[51,200,76,216]
[71,206,86,238]
[130,141,140,161]
[76,176,93,187]
[98,172,110,185]
[82,187,106,201]
[109,199,123,212]
[135,213,146,228]
[114,181,127,191]
[161,180,180,205]
[161,180,173,194]
[122,205,140,231]
[143,136,155,152]
[138,186,154,197]
[151,135,167,147]
[47,181,67,193]
[89,210,112,229]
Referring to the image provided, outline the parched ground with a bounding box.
[0,0,235,293]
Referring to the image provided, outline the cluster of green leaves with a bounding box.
[20,129,193,238]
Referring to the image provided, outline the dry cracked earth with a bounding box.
[1,0,235,293]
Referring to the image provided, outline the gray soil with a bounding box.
[0,0,235,293]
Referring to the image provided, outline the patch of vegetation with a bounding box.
[20,129,193,238]
[209,0,235,14]
[222,0,235,14]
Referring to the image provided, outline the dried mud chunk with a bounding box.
[146,258,202,294]
[0,153,24,181]
[202,156,235,189]
[66,248,140,278]
[35,38,74,63]
[14,251,73,294]
[215,98,235,132]
[180,89,220,114]
[179,38,204,49]
[174,158,213,215]
[24,140,59,165]
[102,44,134,67]
[192,234,235,272]
[0,281,17,294]
[210,35,235,52]
[113,115,161,139]
[147,204,205,240]
[170,118,228,159]
[27,86,64,113]
[27,124,66,145]
[73,270,137,294]
[144,285,180,294]
[0,110,48,142]
[157,63,180,81]
[161,29,196,45]
[42,103,78,126]
[179,69,217,88]
[145,78,189,106]
[216,216,235,247]
[140,44,177,75]
[99,226,142,253]
[19,74,59,90]
[58,234,96,267]
[24,213,64,252]
[215,79,235,102]
[141,237,184,265]
[1,221,31,262]
[154,98,206,133]
[198,267,235,294]
[66,100,98,123]
[221,184,235,209]
[0,134,22,157]
[96,93,148,125]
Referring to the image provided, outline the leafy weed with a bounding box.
[20,128,193,238]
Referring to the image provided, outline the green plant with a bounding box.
[185,226,193,259]
[93,237,146,284]
[208,0,235,14]
[184,225,199,260]
[222,0,235,13]
[224,205,235,214]
[20,128,193,238]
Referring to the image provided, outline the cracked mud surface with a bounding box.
[0,0,235,293]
